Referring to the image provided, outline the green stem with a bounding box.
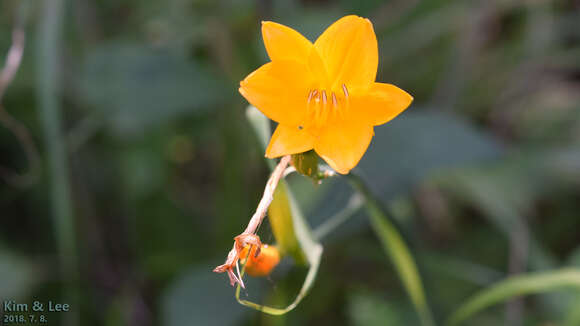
[346,172,436,326]
[312,193,363,240]
[37,0,78,324]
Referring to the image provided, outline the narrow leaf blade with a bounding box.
[348,174,435,326]
[446,269,580,326]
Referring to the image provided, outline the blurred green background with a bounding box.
[1,0,580,325]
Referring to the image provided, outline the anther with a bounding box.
[332,93,338,107]
[322,91,327,105]
[342,84,349,98]
[307,90,314,104]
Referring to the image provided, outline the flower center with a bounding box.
[305,84,350,128]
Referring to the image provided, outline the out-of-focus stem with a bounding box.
[37,0,78,324]
[0,1,40,188]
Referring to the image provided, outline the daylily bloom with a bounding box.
[239,15,413,174]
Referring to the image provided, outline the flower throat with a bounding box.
[305,84,350,128]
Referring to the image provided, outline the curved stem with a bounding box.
[0,1,40,188]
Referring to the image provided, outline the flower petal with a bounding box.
[307,45,330,88]
[266,124,315,158]
[262,21,313,63]
[240,60,313,126]
[314,121,373,174]
[351,82,413,126]
[314,15,378,92]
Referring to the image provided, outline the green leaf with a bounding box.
[267,182,306,264]
[428,162,561,300]
[348,290,412,326]
[367,205,435,326]
[238,106,323,314]
[80,43,223,137]
[308,110,502,242]
[563,248,580,326]
[429,148,580,316]
[446,269,580,326]
[358,110,501,198]
[0,247,36,298]
[162,264,249,326]
[347,174,435,326]
[564,296,580,326]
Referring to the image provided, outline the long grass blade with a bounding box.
[347,173,435,326]
[446,269,580,326]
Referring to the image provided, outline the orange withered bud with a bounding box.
[239,244,281,277]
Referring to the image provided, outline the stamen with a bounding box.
[341,85,350,120]
[314,91,322,122]
[342,84,349,98]
[307,90,315,116]
[305,88,349,125]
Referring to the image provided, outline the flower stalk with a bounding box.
[213,155,291,288]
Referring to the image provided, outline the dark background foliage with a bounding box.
[0,0,579,325]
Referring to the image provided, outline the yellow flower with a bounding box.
[239,15,413,174]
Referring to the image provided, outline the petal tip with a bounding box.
[316,152,350,175]
[265,150,280,159]
[331,163,350,174]
[265,142,277,158]
[341,15,370,24]
[342,14,361,19]
[404,92,414,106]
